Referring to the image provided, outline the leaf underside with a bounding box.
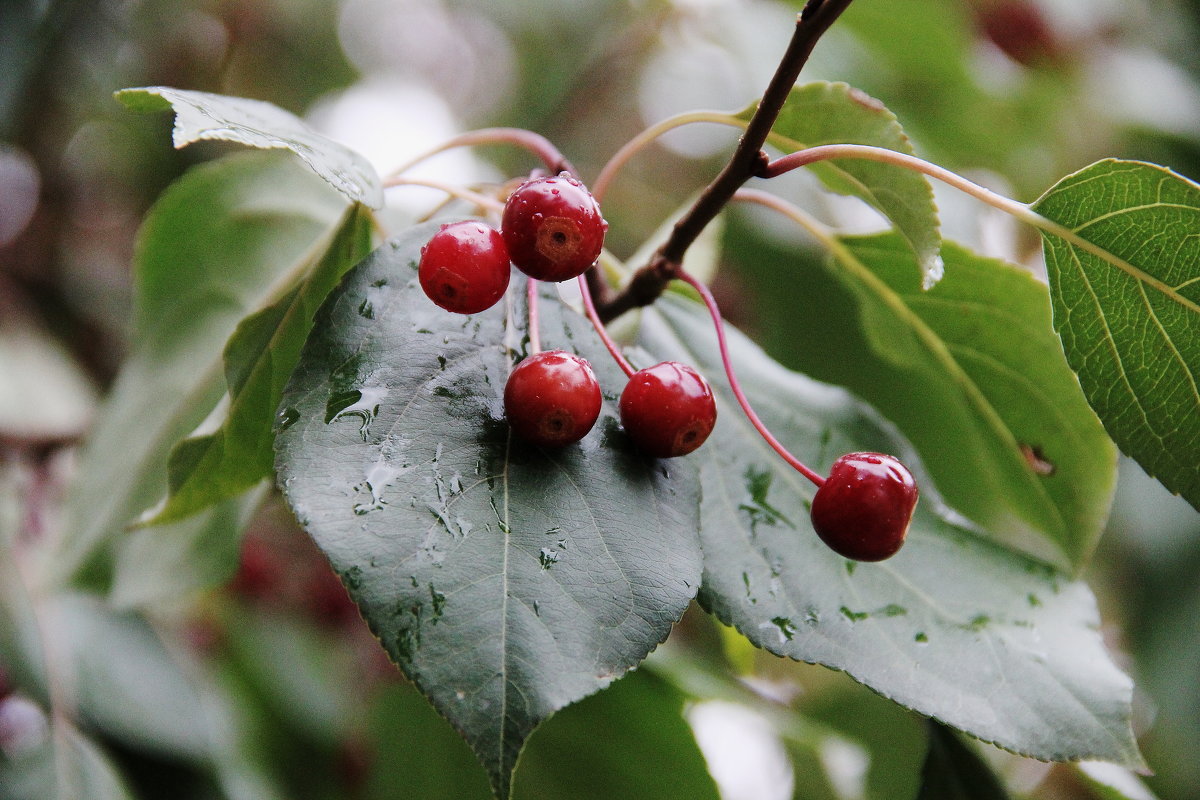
[1032,159,1200,511]
[274,225,703,799]
[116,86,383,208]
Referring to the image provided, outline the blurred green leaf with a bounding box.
[916,722,1009,800]
[744,82,940,282]
[514,669,719,800]
[44,594,212,763]
[116,86,383,208]
[57,151,349,588]
[109,490,261,610]
[728,228,1116,568]
[222,609,360,748]
[639,293,1142,770]
[274,226,703,799]
[366,668,719,800]
[802,682,927,800]
[144,204,373,526]
[0,319,97,443]
[1032,159,1200,512]
[0,719,136,800]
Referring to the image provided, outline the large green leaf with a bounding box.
[274,225,703,799]
[728,228,1115,569]
[1032,159,1200,511]
[742,82,941,283]
[143,204,373,526]
[640,294,1142,769]
[116,86,383,208]
[56,152,349,588]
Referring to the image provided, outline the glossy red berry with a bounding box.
[619,362,717,458]
[504,350,602,447]
[501,174,606,282]
[809,452,918,562]
[418,220,511,314]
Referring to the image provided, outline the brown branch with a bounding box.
[595,0,856,322]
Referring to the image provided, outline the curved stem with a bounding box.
[733,187,837,245]
[382,176,505,214]
[592,111,744,202]
[577,273,636,378]
[384,127,576,181]
[765,144,1193,302]
[762,144,1035,220]
[526,278,542,356]
[675,269,825,488]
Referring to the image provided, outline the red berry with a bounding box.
[501,174,606,282]
[504,350,602,447]
[619,362,717,458]
[809,452,918,562]
[418,220,511,314]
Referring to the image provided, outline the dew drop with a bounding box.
[325,385,388,440]
[840,606,869,622]
[771,616,796,641]
[277,407,300,431]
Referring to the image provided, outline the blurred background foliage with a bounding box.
[1,0,1198,798]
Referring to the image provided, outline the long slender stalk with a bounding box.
[763,144,1199,309]
[577,274,636,378]
[383,127,576,181]
[675,269,826,487]
[592,110,744,202]
[526,279,542,356]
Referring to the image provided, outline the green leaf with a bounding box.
[274,225,703,800]
[46,594,213,763]
[57,152,350,588]
[741,82,941,283]
[729,228,1116,568]
[116,86,383,208]
[640,294,1143,770]
[916,722,1010,800]
[109,490,262,609]
[143,204,373,526]
[1031,159,1200,511]
[364,668,719,800]
[514,669,720,800]
[0,720,137,800]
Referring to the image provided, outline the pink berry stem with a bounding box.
[675,268,826,488]
[576,273,636,379]
[526,278,542,355]
[385,127,576,183]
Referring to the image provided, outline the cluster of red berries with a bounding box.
[418,173,917,560]
[418,174,718,459]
